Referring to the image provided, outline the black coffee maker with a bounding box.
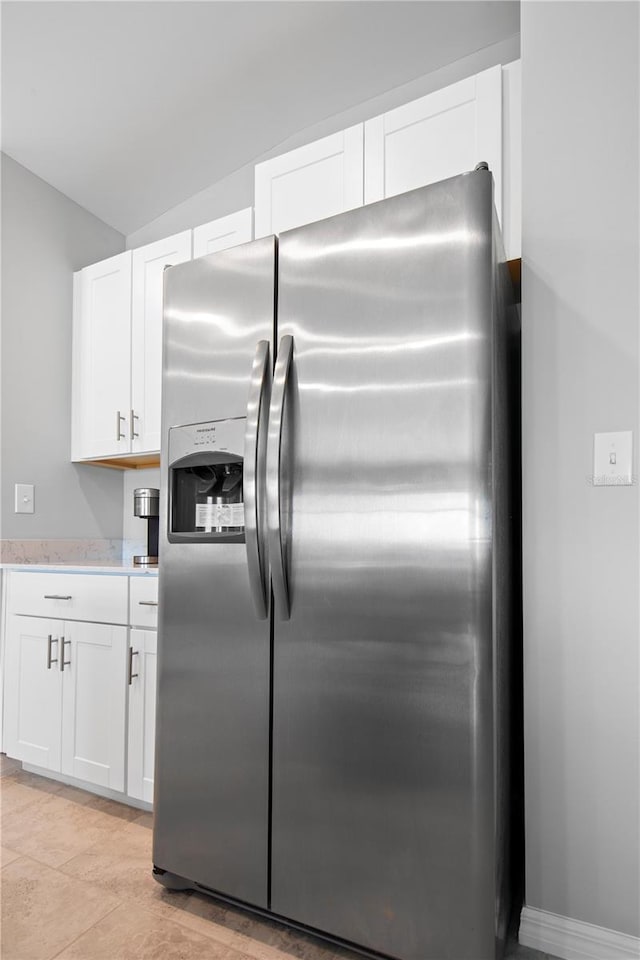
[133,487,160,566]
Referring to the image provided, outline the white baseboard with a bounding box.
[520,906,640,960]
[22,763,152,813]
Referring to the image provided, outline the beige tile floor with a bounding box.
[1,755,551,960]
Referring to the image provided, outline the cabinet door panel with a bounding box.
[75,251,132,459]
[61,622,127,791]
[193,208,253,259]
[8,571,128,625]
[365,65,502,222]
[255,125,363,238]
[131,231,192,454]
[127,629,157,803]
[129,576,159,629]
[4,616,62,770]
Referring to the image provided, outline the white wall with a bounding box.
[126,35,520,248]
[521,0,639,939]
[1,154,126,542]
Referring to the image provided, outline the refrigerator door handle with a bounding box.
[244,339,271,619]
[266,334,293,620]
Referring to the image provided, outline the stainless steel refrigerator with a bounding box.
[152,168,519,960]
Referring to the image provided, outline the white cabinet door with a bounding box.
[60,621,127,791]
[129,576,158,630]
[193,208,253,259]
[4,616,62,771]
[127,629,157,803]
[254,125,364,238]
[131,231,192,454]
[73,250,132,459]
[364,65,503,222]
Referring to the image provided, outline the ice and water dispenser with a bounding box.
[168,418,245,543]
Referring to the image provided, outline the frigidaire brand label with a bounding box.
[193,425,217,448]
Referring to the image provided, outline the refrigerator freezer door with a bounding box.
[153,237,275,908]
[271,174,498,958]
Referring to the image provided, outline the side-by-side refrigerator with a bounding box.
[152,168,519,960]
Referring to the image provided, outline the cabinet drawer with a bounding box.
[129,576,159,628]
[8,572,128,624]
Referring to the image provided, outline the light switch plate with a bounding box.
[593,431,633,486]
[14,483,35,513]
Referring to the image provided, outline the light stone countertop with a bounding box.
[0,563,159,576]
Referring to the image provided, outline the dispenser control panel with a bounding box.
[167,418,245,544]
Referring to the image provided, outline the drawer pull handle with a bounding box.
[44,595,72,600]
[128,647,139,685]
[47,635,58,670]
[60,638,71,671]
[138,600,158,607]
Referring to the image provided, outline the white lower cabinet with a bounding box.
[2,571,158,807]
[127,628,157,803]
[4,614,127,791]
[4,616,63,771]
[60,621,127,791]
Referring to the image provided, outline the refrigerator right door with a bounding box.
[271,171,501,960]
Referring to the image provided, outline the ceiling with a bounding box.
[1,1,520,236]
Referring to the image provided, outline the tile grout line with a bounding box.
[47,900,124,960]
[54,815,152,870]
[2,790,147,871]
[48,893,257,960]
[0,853,29,872]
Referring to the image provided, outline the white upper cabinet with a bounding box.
[131,230,192,454]
[72,250,132,459]
[72,65,519,466]
[253,64,520,258]
[193,208,253,259]
[254,125,364,238]
[73,232,191,461]
[364,65,503,222]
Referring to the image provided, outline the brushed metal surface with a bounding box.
[153,237,275,907]
[266,335,294,620]
[244,340,271,619]
[270,172,503,959]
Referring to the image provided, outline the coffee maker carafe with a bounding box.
[133,487,160,566]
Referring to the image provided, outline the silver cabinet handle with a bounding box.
[244,339,271,620]
[44,594,72,600]
[60,637,71,671]
[266,334,293,620]
[128,647,139,685]
[130,409,139,440]
[47,635,58,669]
[116,410,126,440]
[138,600,158,606]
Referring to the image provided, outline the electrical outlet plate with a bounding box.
[15,483,35,513]
[593,431,633,486]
